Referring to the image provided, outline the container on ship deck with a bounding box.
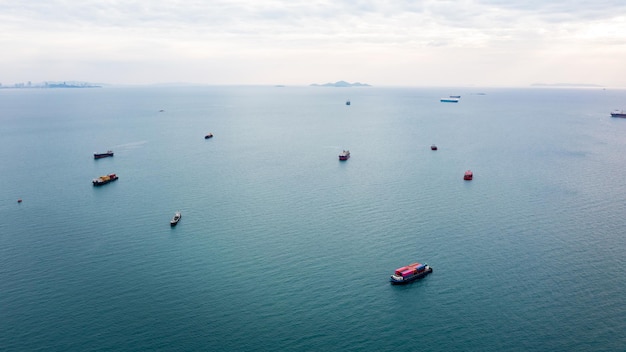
[401,269,416,277]
[395,267,410,275]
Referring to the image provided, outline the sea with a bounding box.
[1,85,625,352]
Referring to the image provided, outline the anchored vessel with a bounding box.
[170,212,182,226]
[390,262,433,284]
[440,97,459,103]
[339,150,350,161]
[92,173,118,186]
[204,133,213,139]
[431,144,438,150]
[464,170,473,180]
[611,110,626,118]
[94,151,114,159]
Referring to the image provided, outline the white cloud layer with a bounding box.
[1,0,625,86]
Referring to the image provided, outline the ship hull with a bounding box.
[94,153,114,159]
[92,179,117,186]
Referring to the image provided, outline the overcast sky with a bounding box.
[1,0,625,87]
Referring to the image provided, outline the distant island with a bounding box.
[310,80,371,87]
[0,81,101,89]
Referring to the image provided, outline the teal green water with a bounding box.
[1,86,625,351]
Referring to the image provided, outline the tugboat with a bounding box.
[390,262,432,284]
[94,150,114,159]
[431,144,438,151]
[204,133,214,139]
[610,110,626,118]
[464,170,473,180]
[339,150,350,161]
[170,212,182,226]
[92,173,118,186]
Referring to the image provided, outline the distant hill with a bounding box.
[310,80,371,87]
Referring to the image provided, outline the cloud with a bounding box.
[1,0,625,86]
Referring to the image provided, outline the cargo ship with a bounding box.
[611,110,626,118]
[464,170,473,180]
[94,150,114,159]
[440,97,459,103]
[390,262,432,284]
[170,212,181,226]
[92,173,118,186]
[339,150,350,161]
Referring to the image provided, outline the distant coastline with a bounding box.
[310,80,371,87]
[0,81,101,89]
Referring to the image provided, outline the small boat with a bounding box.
[610,110,626,118]
[17,199,22,203]
[440,98,459,103]
[92,173,118,186]
[339,150,350,161]
[346,100,351,105]
[449,95,461,98]
[464,170,473,180]
[204,133,214,139]
[94,150,114,159]
[431,144,438,150]
[170,212,182,226]
[390,262,432,285]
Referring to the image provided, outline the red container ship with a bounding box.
[389,262,433,284]
[464,170,473,180]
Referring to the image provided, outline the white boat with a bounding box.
[170,212,181,226]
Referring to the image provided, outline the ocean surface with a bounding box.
[1,86,625,352]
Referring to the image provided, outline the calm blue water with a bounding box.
[1,86,625,351]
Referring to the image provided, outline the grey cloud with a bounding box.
[477,0,626,21]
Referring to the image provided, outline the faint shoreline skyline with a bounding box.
[1,81,620,89]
